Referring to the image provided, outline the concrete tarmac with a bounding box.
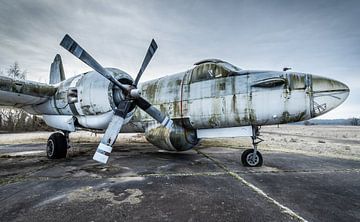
[0,141,359,222]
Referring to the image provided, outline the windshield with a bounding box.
[219,62,241,72]
[191,59,241,83]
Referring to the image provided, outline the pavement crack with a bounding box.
[195,149,308,222]
[0,172,230,186]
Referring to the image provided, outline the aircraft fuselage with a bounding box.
[20,62,349,133]
[131,68,349,131]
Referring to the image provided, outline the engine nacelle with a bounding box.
[27,68,136,130]
[73,68,135,129]
[27,68,134,117]
[144,124,199,151]
[63,68,133,116]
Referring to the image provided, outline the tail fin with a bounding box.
[49,54,65,84]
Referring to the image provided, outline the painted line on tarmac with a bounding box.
[234,168,360,175]
[196,149,308,222]
[199,146,360,161]
[139,171,227,177]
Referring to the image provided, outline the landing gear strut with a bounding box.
[241,126,263,167]
[46,131,69,159]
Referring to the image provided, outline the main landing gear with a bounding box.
[46,131,70,159]
[241,126,264,167]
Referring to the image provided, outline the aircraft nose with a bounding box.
[311,75,350,117]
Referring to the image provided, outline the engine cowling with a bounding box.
[73,68,135,129]
[73,68,133,115]
[31,68,136,130]
[144,124,199,151]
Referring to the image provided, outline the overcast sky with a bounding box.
[0,0,359,119]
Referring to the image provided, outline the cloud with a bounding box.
[0,0,359,118]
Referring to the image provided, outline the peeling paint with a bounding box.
[67,186,143,205]
[0,76,56,107]
[144,124,198,151]
[0,59,349,152]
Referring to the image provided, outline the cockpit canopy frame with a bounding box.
[191,59,241,83]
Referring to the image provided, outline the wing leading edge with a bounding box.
[0,76,57,107]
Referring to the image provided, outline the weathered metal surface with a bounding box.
[0,76,57,107]
[49,54,66,84]
[23,68,134,116]
[311,74,350,117]
[0,58,349,152]
[52,68,132,116]
[42,115,75,132]
[131,72,184,126]
[131,61,349,133]
[197,126,253,138]
[144,123,198,151]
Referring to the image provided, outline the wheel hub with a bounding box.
[47,140,55,157]
[246,153,259,166]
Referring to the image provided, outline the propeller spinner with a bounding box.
[60,34,173,164]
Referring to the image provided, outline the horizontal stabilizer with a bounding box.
[49,54,65,84]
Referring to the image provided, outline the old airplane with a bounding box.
[0,34,350,167]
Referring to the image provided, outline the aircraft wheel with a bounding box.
[47,132,67,159]
[241,149,263,167]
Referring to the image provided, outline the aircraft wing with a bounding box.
[0,76,57,107]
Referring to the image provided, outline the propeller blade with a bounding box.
[60,34,128,92]
[133,39,158,86]
[93,101,132,164]
[135,96,173,129]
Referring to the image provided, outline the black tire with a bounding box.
[241,149,263,167]
[47,132,67,159]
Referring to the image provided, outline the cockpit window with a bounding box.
[191,59,241,83]
[219,62,241,72]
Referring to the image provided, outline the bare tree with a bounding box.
[7,62,26,80]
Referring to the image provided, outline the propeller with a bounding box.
[133,39,158,87]
[60,34,173,164]
[60,34,130,93]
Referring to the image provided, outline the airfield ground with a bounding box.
[0,125,359,221]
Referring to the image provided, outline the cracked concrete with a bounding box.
[0,128,359,221]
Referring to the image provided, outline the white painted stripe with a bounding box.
[161,116,169,126]
[97,143,112,153]
[93,151,109,164]
[229,172,308,221]
[165,119,173,129]
[197,150,308,222]
[74,46,83,58]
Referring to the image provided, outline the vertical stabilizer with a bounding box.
[49,54,65,84]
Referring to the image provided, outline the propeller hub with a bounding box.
[130,88,141,98]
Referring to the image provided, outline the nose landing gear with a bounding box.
[241,126,264,167]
